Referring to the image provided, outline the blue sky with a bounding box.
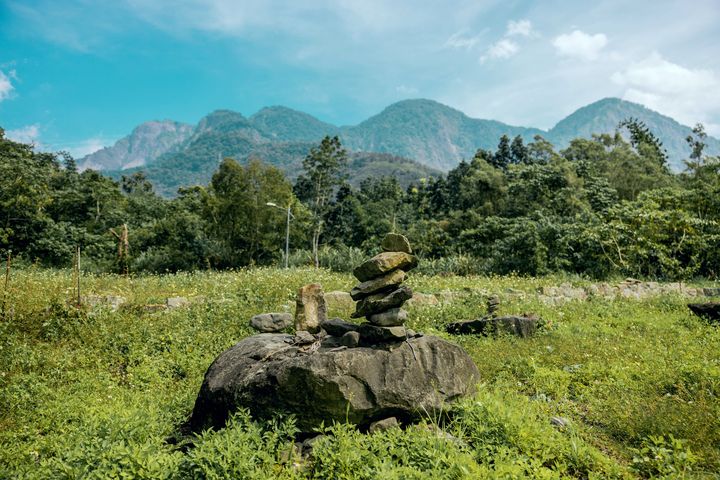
[1,0,719,158]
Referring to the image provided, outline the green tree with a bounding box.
[209,158,296,266]
[294,136,348,267]
[510,135,529,165]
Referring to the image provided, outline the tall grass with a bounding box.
[1,268,718,478]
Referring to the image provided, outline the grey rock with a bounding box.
[380,233,412,254]
[446,315,541,338]
[687,302,720,322]
[352,252,418,282]
[369,416,399,433]
[166,296,190,309]
[292,330,316,345]
[356,324,407,345]
[339,331,360,348]
[189,333,480,432]
[350,269,407,301]
[703,287,720,297]
[406,292,439,307]
[352,285,413,318]
[324,291,354,312]
[250,312,293,333]
[367,308,407,327]
[295,284,327,333]
[550,416,570,428]
[81,295,127,311]
[320,318,360,337]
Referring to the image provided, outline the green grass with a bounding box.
[1,268,719,478]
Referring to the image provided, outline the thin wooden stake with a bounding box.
[1,251,10,318]
[76,245,81,306]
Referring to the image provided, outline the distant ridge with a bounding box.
[80,97,720,196]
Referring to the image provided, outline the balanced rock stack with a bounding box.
[350,233,417,330]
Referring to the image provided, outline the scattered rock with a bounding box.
[320,318,359,337]
[367,307,407,327]
[250,312,293,333]
[550,416,570,428]
[688,302,720,322]
[486,295,500,316]
[406,292,439,307]
[446,315,541,338]
[295,284,327,333]
[339,331,360,348]
[352,252,418,282]
[350,269,407,301]
[188,333,480,432]
[81,295,126,311]
[166,296,190,309]
[324,291,354,312]
[380,233,412,254]
[142,304,167,313]
[703,288,720,297]
[369,416,399,433]
[352,286,413,318]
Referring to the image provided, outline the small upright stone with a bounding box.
[486,295,500,317]
[295,284,327,333]
[381,233,412,254]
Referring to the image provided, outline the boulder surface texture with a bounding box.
[189,333,480,432]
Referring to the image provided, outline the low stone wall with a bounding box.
[409,280,720,307]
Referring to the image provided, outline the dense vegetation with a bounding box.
[1,269,719,478]
[2,119,719,280]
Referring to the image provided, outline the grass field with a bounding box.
[1,268,719,479]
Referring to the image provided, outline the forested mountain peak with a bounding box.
[78,97,720,193]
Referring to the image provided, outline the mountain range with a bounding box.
[80,98,720,196]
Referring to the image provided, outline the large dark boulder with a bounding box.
[189,333,480,432]
[688,302,720,322]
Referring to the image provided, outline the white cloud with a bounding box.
[553,30,607,60]
[62,137,113,159]
[395,84,419,95]
[506,19,532,37]
[612,52,720,135]
[6,125,40,144]
[444,30,481,50]
[480,39,518,63]
[0,70,15,102]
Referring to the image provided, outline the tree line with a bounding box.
[1,120,718,279]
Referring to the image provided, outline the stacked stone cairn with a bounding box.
[348,233,418,340]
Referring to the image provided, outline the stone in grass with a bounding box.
[367,307,407,327]
[446,315,541,338]
[687,302,720,322]
[351,285,413,318]
[295,284,327,333]
[381,233,412,254]
[353,252,418,283]
[324,291,354,311]
[250,312,293,333]
[369,417,399,433]
[350,269,407,301]
[166,297,190,309]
